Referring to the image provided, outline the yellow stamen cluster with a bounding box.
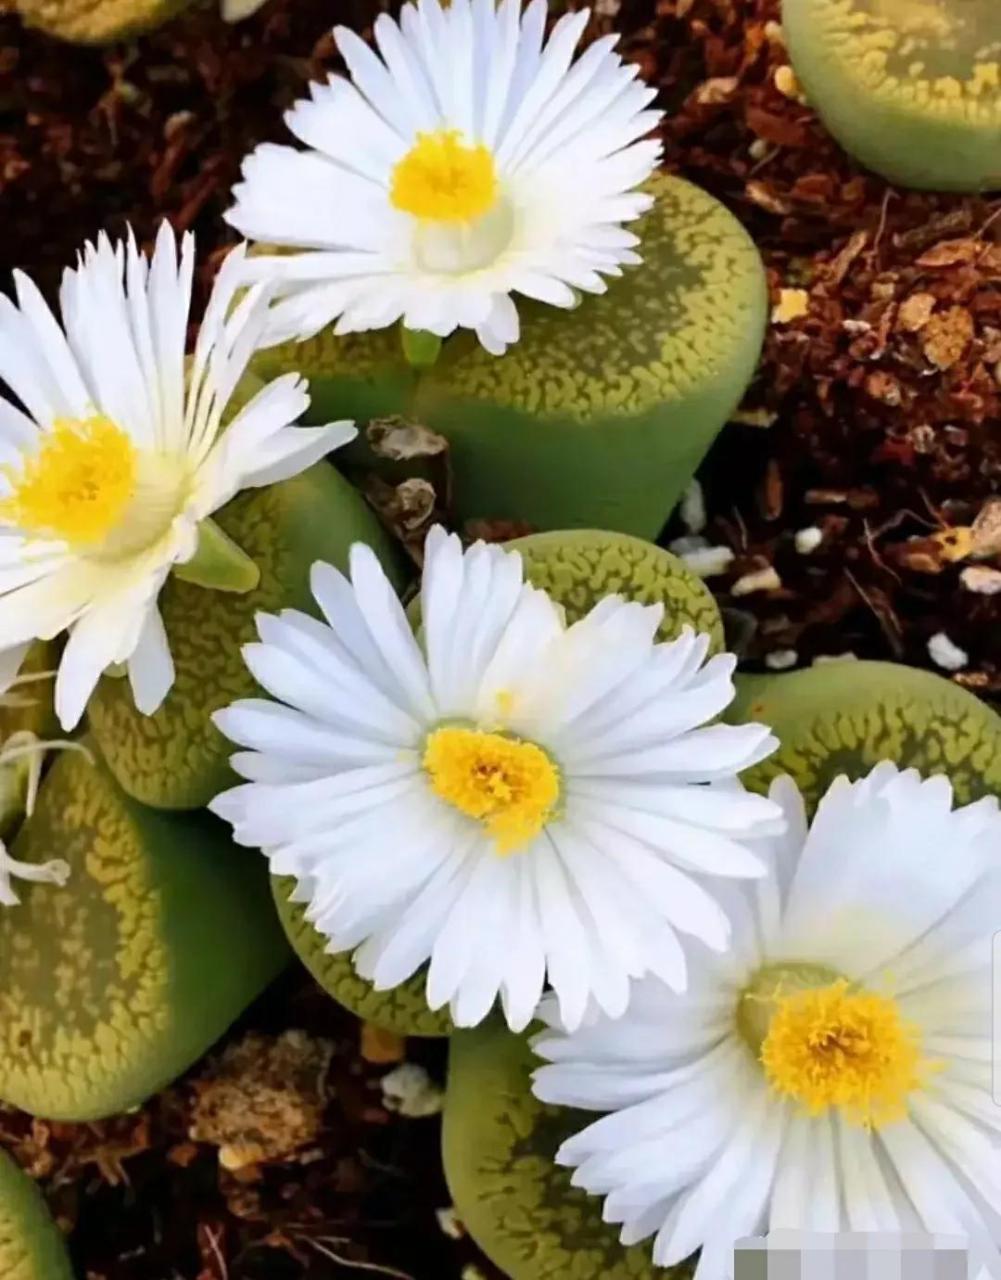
[0,416,136,548]
[391,129,499,223]
[423,726,559,854]
[759,978,924,1129]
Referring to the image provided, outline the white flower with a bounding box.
[0,224,355,731]
[210,526,779,1032]
[226,0,662,356]
[533,764,1001,1279]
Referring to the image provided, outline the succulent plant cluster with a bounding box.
[3,0,1001,1276]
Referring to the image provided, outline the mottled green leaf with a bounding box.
[0,744,288,1121]
[511,528,723,647]
[0,1150,72,1280]
[729,660,1001,807]
[784,0,1001,191]
[445,1019,690,1280]
[273,877,451,1038]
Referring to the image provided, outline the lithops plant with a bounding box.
[87,463,405,810]
[442,659,1001,1280]
[263,528,725,1038]
[253,173,767,540]
[783,0,1001,190]
[0,1150,72,1280]
[14,0,267,43]
[0,741,288,1121]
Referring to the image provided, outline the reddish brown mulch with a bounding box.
[1,0,1000,1276]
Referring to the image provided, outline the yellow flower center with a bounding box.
[423,726,559,854]
[742,967,926,1129]
[0,416,136,548]
[0,415,190,560]
[391,129,499,223]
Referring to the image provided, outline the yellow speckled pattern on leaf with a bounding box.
[15,0,191,41]
[510,528,724,646]
[273,877,452,1038]
[728,660,1001,808]
[0,1150,72,1280]
[445,1020,691,1280]
[87,464,405,811]
[0,745,288,1121]
[784,0,1001,190]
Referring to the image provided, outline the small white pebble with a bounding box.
[680,479,706,533]
[732,566,782,596]
[794,526,823,555]
[812,651,858,666]
[749,138,771,161]
[960,565,1001,596]
[680,546,735,579]
[927,632,968,672]
[436,1207,465,1240]
[765,649,798,671]
[668,534,708,557]
[380,1063,445,1118]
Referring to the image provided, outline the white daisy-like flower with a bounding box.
[209,526,780,1032]
[533,764,1001,1279]
[226,0,662,355]
[0,223,356,731]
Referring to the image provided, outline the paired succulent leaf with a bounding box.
[441,659,1001,1279]
[253,174,767,539]
[0,743,288,1121]
[783,0,1001,191]
[87,463,406,810]
[445,1019,690,1280]
[276,529,721,1036]
[273,877,452,1037]
[0,1150,72,1280]
[729,659,1001,808]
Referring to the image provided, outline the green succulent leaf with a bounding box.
[0,743,288,1121]
[783,0,1001,191]
[273,877,452,1037]
[510,528,724,647]
[445,1018,690,1280]
[172,518,261,595]
[728,660,1001,808]
[87,463,406,811]
[253,173,766,539]
[0,1150,72,1280]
